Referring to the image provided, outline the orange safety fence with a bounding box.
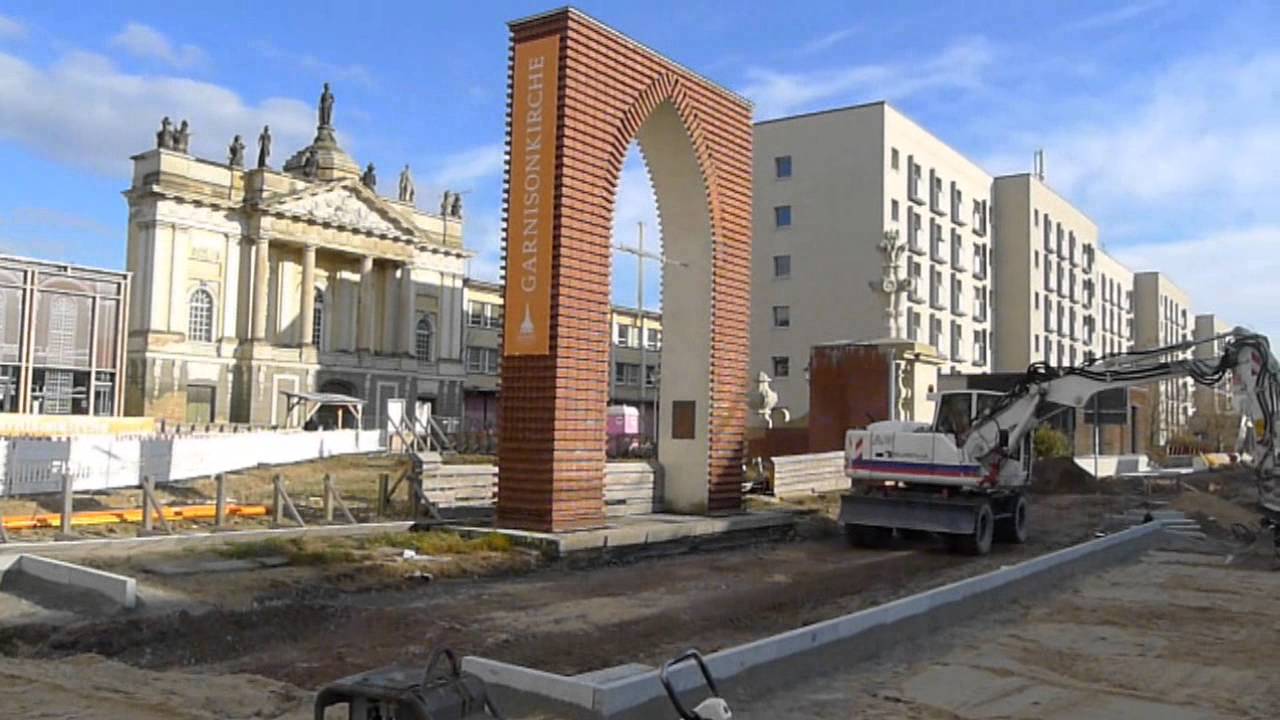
[0,504,269,531]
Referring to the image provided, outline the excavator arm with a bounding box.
[962,329,1280,518]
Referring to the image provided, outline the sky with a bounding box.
[0,1,1278,338]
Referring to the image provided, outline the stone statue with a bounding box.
[449,192,463,218]
[398,164,415,203]
[872,229,913,338]
[318,82,335,128]
[228,135,246,167]
[174,120,190,153]
[303,148,319,179]
[440,190,452,217]
[361,162,377,190]
[156,116,174,150]
[257,125,271,169]
[754,371,790,429]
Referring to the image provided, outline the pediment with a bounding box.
[264,182,413,238]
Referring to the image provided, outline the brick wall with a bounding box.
[497,9,753,531]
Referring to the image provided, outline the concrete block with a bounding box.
[13,554,137,609]
[573,664,652,684]
[461,656,596,709]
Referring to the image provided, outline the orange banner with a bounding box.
[503,34,560,356]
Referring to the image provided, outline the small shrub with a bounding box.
[1033,426,1071,459]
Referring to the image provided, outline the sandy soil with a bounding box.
[740,546,1280,719]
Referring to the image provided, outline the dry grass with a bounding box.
[212,530,514,567]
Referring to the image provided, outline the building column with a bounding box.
[356,255,374,352]
[400,262,416,356]
[300,244,317,346]
[251,237,270,341]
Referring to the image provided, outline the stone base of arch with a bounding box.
[496,8,753,532]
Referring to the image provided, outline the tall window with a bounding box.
[774,205,792,227]
[188,288,213,343]
[772,305,790,328]
[774,155,792,178]
[312,288,324,348]
[416,315,433,361]
[773,255,791,278]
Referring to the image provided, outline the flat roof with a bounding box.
[0,253,130,280]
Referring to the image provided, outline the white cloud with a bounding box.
[0,49,315,176]
[742,37,993,120]
[0,14,25,40]
[797,26,858,56]
[1112,226,1280,340]
[110,22,206,69]
[1062,0,1166,32]
[253,42,375,89]
[430,144,504,190]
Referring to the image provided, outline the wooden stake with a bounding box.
[324,474,356,524]
[376,472,389,519]
[214,473,227,528]
[140,476,172,535]
[272,474,305,527]
[60,471,74,537]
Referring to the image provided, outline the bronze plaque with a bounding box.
[671,400,696,440]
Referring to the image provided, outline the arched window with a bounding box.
[311,288,324,348]
[188,288,214,343]
[416,315,433,361]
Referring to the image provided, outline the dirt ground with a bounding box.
[1,490,1139,699]
[740,546,1280,719]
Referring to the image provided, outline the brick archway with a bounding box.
[497,8,752,532]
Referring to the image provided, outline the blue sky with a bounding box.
[0,1,1278,336]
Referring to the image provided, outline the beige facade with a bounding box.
[992,173,1107,372]
[1133,271,1194,444]
[752,102,994,422]
[1094,246,1135,357]
[125,117,471,430]
[1193,313,1234,416]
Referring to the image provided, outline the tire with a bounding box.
[844,524,893,548]
[994,494,1029,544]
[955,502,994,556]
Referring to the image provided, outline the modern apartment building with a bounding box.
[991,173,1103,372]
[460,278,663,438]
[1193,313,1234,416]
[752,102,994,421]
[1133,271,1194,444]
[1095,247,1135,358]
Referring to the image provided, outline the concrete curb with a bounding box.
[463,522,1169,719]
[0,554,137,609]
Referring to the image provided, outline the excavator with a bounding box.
[841,328,1280,555]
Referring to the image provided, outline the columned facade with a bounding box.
[124,97,471,430]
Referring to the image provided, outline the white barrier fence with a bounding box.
[0,429,383,496]
[771,451,850,498]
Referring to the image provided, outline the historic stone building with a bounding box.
[124,87,471,430]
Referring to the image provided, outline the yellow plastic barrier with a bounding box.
[1,504,268,531]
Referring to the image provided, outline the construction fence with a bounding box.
[0,429,383,497]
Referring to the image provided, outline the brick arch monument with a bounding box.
[498,8,752,532]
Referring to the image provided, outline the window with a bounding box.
[950,276,964,315]
[642,327,661,350]
[972,199,988,236]
[774,205,792,227]
[772,356,790,378]
[773,255,791,278]
[929,316,942,348]
[614,362,640,386]
[890,147,900,170]
[311,288,324,347]
[973,243,986,278]
[930,220,945,262]
[1034,334,1040,352]
[950,182,965,225]
[890,199,899,222]
[772,305,791,328]
[907,258,923,302]
[950,230,965,269]
[907,209,923,252]
[907,155,922,203]
[188,288,214,343]
[644,364,659,386]
[774,155,792,178]
[614,323,632,347]
[1034,292,1040,310]
[467,301,502,328]
[950,321,964,361]
[907,308,920,341]
[973,329,987,366]
[974,286,987,321]
[929,169,943,213]
[415,315,433,360]
[930,268,944,309]
[1044,297,1054,332]
[467,346,499,374]
[1034,209,1040,227]
[1034,250,1040,268]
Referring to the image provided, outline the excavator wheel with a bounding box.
[994,494,1029,544]
[952,502,994,556]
